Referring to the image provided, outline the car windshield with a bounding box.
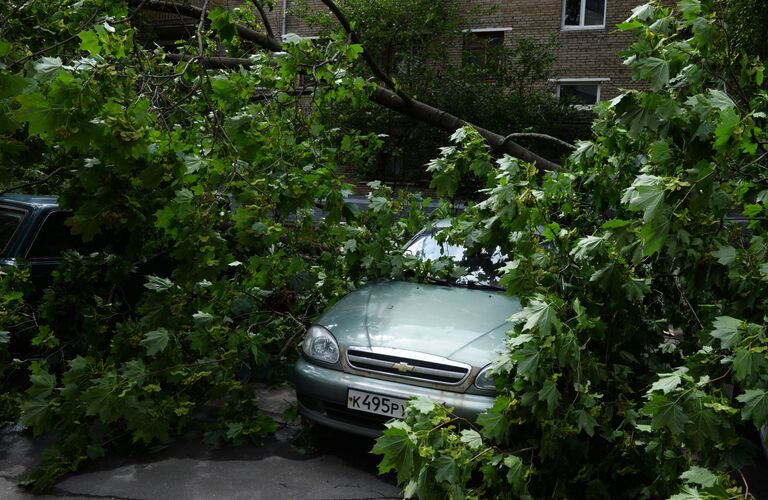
[403,229,505,289]
[0,208,25,255]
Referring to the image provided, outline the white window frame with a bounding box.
[463,27,514,34]
[550,78,610,108]
[561,0,607,31]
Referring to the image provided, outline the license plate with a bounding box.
[347,389,407,418]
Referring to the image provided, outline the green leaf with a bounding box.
[678,0,701,21]
[732,348,764,381]
[78,30,101,55]
[635,57,670,90]
[409,396,436,414]
[434,454,459,484]
[460,429,483,450]
[574,409,597,437]
[649,367,688,394]
[504,455,525,489]
[569,235,604,262]
[509,296,560,336]
[34,56,66,75]
[644,394,690,434]
[707,90,735,111]
[477,407,508,442]
[369,196,389,212]
[760,262,768,281]
[20,397,51,431]
[680,466,717,488]
[670,486,705,500]
[372,423,416,484]
[628,3,657,21]
[711,245,736,265]
[0,330,9,344]
[208,7,236,41]
[736,389,768,424]
[0,72,27,99]
[346,44,364,62]
[144,275,174,292]
[511,344,540,380]
[709,316,742,348]
[82,376,118,422]
[621,175,665,223]
[13,92,61,136]
[714,108,740,150]
[692,16,714,45]
[570,140,597,163]
[622,278,651,302]
[140,328,170,356]
[538,378,561,413]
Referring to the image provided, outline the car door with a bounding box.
[25,210,84,289]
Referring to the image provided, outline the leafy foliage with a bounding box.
[376,1,768,498]
[303,0,580,185]
[0,0,434,490]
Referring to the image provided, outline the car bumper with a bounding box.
[294,358,496,438]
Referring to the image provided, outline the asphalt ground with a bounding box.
[0,385,400,500]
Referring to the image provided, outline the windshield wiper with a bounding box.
[425,275,456,287]
[460,280,505,291]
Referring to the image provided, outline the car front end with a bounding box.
[294,279,520,437]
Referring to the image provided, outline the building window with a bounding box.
[562,0,606,29]
[463,31,505,69]
[554,79,608,106]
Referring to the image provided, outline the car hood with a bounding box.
[316,280,521,366]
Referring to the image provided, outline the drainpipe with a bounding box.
[281,0,287,38]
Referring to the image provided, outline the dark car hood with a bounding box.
[316,280,521,366]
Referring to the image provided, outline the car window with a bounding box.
[404,229,505,288]
[0,207,26,255]
[26,211,85,259]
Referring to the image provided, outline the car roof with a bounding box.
[0,193,59,208]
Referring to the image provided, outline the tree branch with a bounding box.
[0,167,64,195]
[131,0,564,172]
[127,0,281,51]
[317,0,410,102]
[503,133,577,151]
[249,0,275,40]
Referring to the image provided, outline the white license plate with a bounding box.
[347,389,407,418]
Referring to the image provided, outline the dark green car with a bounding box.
[0,194,84,288]
[295,223,521,436]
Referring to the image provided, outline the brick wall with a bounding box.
[276,0,650,100]
[144,0,653,101]
[460,0,646,100]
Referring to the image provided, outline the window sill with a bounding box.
[560,25,606,32]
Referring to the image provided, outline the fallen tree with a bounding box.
[1,0,766,498]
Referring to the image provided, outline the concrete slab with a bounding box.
[0,385,401,499]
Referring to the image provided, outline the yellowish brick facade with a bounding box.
[147,1,648,102]
[275,0,646,101]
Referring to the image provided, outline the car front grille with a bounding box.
[345,347,471,385]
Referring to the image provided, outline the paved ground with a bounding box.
[0,385,401,500]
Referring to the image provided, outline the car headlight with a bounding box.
[474,364,496,391]
[302,325,340,364]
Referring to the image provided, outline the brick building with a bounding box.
[145,1,645,105]
[275,0,645,104]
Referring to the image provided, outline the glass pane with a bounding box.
[463,31,504,68]
[563,0,581,26]
[584,0,605,25]
[27,211,83,259]
[560,83,599,104]
[0,209,24,254]
[403,231,505,287]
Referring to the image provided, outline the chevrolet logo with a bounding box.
[392,362,415,373]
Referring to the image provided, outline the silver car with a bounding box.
[294,223,521,436]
